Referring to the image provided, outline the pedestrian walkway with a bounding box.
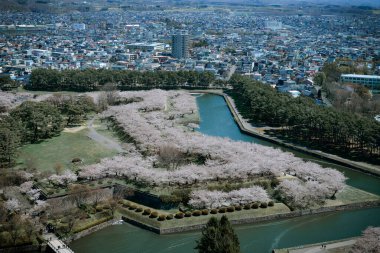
[44,233,74,253]
[273,238,357,253]
[290,239,356,253]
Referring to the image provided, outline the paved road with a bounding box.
[87,117,124,153]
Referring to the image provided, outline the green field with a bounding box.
[16,127,118,172]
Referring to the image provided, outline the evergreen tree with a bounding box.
[195,216,240,253]
[0,116,21,167]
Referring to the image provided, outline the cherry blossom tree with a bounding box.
[78,90,346,207]
[189,186,270,209]
[48,170,77,187]
[351,227,380,253]
[5,198,20,212]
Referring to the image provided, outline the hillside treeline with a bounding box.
[28,69,218,91]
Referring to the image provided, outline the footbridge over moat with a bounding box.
[44,234,74,253]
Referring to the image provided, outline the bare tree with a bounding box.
[97,92,109,112]
[64,211,78,235]
[68,184,91,208]
[158,145,185,170]
[91,188,107,207]
[23,219,36,242]
[54,163,64,175]
[107,199,119,218]
[0,202,7,223]
[8,215,22,246]
[102,83,119,106]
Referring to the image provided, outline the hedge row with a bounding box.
[123,202,174,221]
[123,201,275,221]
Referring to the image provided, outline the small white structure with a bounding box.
[288,90,301,98]
[72,23,86,31]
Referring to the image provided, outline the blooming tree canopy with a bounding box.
[78,90,346,208]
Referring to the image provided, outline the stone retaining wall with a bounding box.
[191,90,380,176]
[0,244,40,253]
[217,92,380,177]
[65,218,118,243]
[122,200,380,235]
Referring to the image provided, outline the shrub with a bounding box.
[243,204,251,210]
[219,207,226,213]
[149,211,158,218]
[210,209,218,214]
[129,204,137,210]
[89,183,94,187]
[47,190,54,195]
[135,207,143,212]
[121,200,130,207]
[175,212,184,219]
[158,214,166,221]
[235,205,242,211]
[143,209,151,215]
[227,206,235,212]
[271,178,280,188]
[260,202,268,208]
[72,158,82,163]
[202,209,209,215]
[98,180,103,184]
[107,180,112,184]
[166,214,174,220]
[96,206,103,212]
[185,211,192,217]
[251,202,259,209]
[192,210,201,216]
[268,201,274,207]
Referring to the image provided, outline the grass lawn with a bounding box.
[16,128,118,172]
[323,186,380,207]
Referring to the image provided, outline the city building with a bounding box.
[126,42,165,52]
[172,30,189,59]
[264,20,283,30]
[341,74,380,93]
[72,23,86,30]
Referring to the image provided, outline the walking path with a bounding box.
[273,238,357,253]
[44,233,74,253]
[87,117,124,153]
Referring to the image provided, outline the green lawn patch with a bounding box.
[323,186,380,207]
[16,128,118,172]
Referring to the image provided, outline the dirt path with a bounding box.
[87,117,124,153]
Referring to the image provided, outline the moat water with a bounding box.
[71,93,380,253]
